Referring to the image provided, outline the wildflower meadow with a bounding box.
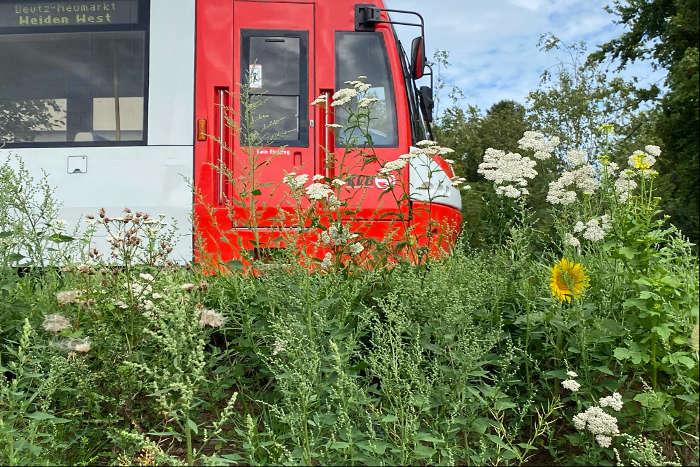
[1,69,697,466]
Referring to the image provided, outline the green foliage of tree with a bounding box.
[590,0,699,243]
[528,34,657,158]
[435,101,532,246]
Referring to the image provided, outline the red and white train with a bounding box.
[0,0,462,263]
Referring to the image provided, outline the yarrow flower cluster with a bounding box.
[566,149,588,167]
[305,182,334,201]
[320,224,358,246]
[561,369,581,392]
[56,337,91,354]
[572,215,612,243]
[348,242,364,256]
[565,233,581,249]
[198,308,225,328]
[379,159,407,175]
[546,164,599,205]
[42,314,71,333]
[56,290,84,306]
[331,87,358,107]
[320,252,333,269]
[517,130,560,160]
[614,169,638,203]
[572,405,621,448]
[477,148,537,199]
[562,379,581,392]
[599,392,624,412]
[283,172,309,190]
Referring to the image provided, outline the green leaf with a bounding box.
[415,432,445,444]
[613,347,631,361]
[659,276,681,289]
[494,400,517,411]
[380,414,399,423]
[251,189,262,196]
[470,417,492,434]
[186,418,199,435]
[26,412,69,424]
[634,392,666,409]
[652,324,672,342]
[618,246,636,260]
[413,444,436,459]
[330,441,351,450]
[0,231,14,238]
[47,233,75,243]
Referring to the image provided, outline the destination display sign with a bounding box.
[0,1,140,28]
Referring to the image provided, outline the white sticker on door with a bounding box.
[249,64,263,89]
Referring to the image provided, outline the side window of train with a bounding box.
[335,32,398,148]
[0,0,149,147]
[240,30,309,147]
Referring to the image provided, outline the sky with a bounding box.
[384,0,666,113]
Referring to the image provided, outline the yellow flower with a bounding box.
[550,258,589,303]
[629,151,653,170]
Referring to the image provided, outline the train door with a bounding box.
[194,0,315,257]
[230,1,315,229]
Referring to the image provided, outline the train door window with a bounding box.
[0,0,149,147]
[241,30,308,147]
[335,32,398,147]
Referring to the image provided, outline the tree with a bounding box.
[590,0,699,243]
[528,34,656,159]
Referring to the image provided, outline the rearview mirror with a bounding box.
[419,85,434,123]
[410,36,426,80]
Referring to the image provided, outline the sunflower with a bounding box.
[550,258,589,303]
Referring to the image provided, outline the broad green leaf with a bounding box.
[413,444,436,459]
[47,233,75,243]
[186,418,199,435]
[652,325,672,342]
[618,246,636,259]
[380,414,399,423]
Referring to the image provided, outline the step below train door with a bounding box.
[194,0,315,262]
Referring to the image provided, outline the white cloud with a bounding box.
[385,0,664,112]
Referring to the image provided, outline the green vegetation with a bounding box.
[1,2,698,465]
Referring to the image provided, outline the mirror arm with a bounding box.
[355,5,425,43]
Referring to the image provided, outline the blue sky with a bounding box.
[385,0,666,112]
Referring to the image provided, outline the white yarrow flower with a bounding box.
[379,159,407,174]
[566,370,579,378]
[42,314,71,333]
[517,131,560,160]
[595,434,613,448]
[644,145,661,157]
[331,88,358,106]
[561,379,581,392]
[56,290,83,306]
[348,242,364,255]
[321,252,333,269]
[478,148,537,198]
[565,234,581,249]
[599,392,624,412]
[139,273,155,282]
[306,183,333,200]
[566,149,587,167]
[199,309,225,328]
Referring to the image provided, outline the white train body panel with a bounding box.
[0,0,197,262]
